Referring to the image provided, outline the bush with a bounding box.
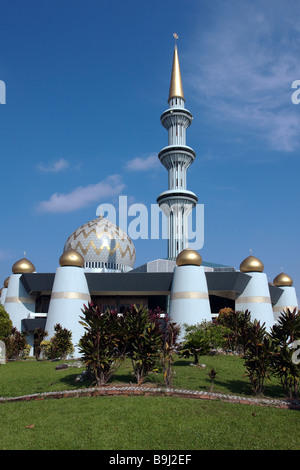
[40,324,74,360]
[0,306,13,341]
[243,321,272,395]
[123,305,162,385]
[160,314,181,388]
[270,308,300,399]
[33,327,48,361]
[5,327,29,360]
[179,322,212,365]
[217,309,252,354]
[40,340,52,360]
[79,304,126,386]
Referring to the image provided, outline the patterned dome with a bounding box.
[63,216,136,272]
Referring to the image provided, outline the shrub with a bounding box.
[33,327,48,360]
[123,305,162,385]
[40,324,74,360]
[159,313,181,388]
[179,322,211,365]
[51,324,74,359]
[0,306,13,341]
[5,327,29,360]
[40,340,52,360]
[270,308,300,399]
[217,309,252,354]
[243,321,272,395]
[79,304,126,386]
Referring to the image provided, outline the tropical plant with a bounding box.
[51,324,74,359]
[217,308,252,353]
[40,340,52,360]
[208,368,218,391]
[41,324,74,360]
[123,305,162,385]
[79,304,126,386]
[5,327,29,360]
[159,314,180,388]
[243,320,272,395]
[33,327,48,360]
[270,308,300,399]
[179,323,211,365]
[0,305,12,341]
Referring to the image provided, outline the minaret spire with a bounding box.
[157,37,198,260]
[168,34,185,102]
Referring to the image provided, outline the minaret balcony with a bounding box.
[160,108,193,130]
[157,189,198,207]
[158,145,195,170]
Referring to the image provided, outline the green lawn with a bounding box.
[0,354,284,398]
[0,356,299,450]
[0,396,299,450]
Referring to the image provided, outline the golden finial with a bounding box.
[168,33,184,102]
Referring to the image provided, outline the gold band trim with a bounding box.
[236,296,271,304]
[51,292,91,301]
[171,291,209,300]
[273,305,297,312]
[5,296,35,304]
[91,291,171,296]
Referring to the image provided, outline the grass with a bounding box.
[0,355,299,450]
[0,396,299,450]
[0,354,283,399]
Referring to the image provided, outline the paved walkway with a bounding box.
[0,385,299,410]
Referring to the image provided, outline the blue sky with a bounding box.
[0,0,299,298]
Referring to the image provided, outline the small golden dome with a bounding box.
[12,258,36,274]
[59,249,84,268]
[240,255,264,273]
[4,276,10,288]
[176,249,202,267]
[273,273,293,287]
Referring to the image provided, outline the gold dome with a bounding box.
[176,249,202,267]
[12,258,36,274]
[4,276,10,288]
[273,272,293,287]
[240,255,264,273]
[59,249,84,268]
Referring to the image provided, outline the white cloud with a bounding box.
[37,158,69,173]
[125,154,159,171]
[187,0,300,152]
[37,174,125,213]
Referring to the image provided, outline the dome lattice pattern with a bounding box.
[64,216,136,272]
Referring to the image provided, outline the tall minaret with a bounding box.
[157,35,198,259]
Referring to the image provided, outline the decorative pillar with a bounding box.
[272,272,298,322]
[235,255,275,331]
[4,258,36,332]
[169,248,211,341]
[45,249,91,357]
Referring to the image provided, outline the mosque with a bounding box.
[0,41,298,355]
